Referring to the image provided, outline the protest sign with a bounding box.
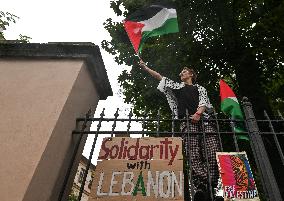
[216,152,260,201]
[89,137,184,201]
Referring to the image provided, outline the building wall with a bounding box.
[0,42,112,201]
[0,59,89,201]
[71,156,96,201]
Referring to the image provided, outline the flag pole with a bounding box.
[133,41,142,61]
[137,53,142,61]
[229,117,240,151]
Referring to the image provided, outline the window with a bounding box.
[88,175,94,189]
[78,168,85,184]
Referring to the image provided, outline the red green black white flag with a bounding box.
[220,80,249,140]
[123,3,179,54]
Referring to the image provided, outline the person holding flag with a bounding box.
[139,60,222,201]
[126,2,223,200]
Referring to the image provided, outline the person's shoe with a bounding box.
[193,189,206,201]
[214,196,224,201]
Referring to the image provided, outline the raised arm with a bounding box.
[139,60,163,81]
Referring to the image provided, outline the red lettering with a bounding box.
[169,145,179,165]
[110,145,119,159]
[98,137,179,163]
[139,145,150,160]
[150,145,159,159]
[98,138,110,159]
[123,141,128,159]
[127,139,139,160]
[160,138,172,159]
[160,145,163,159]
[118,138,125,159]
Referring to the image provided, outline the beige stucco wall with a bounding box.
[0,59,100,201]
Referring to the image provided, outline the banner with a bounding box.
[89,137,184,201]
[216,152,260,201]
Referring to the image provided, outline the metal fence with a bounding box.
[61,97,284,201]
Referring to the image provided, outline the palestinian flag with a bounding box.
[123,3,179,54]
[220,80,249,140]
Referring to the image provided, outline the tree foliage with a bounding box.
[103,0,283,118]
[68,189,78,201]
[0,11,31,42]
[0,11,18,40]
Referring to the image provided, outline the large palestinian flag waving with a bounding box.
[123,3,179,54]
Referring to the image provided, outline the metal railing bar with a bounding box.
[256,119,284,123]
[213,110,223,152]
[71,129,284,135]
[126,109,133,136]
[277,110,284,120]
[229,120,240,152]
[259,132,284,135]
[111,108,119,137]
[141,107,147,137]
[171,111,175,137]
[75,117,249,123]
[77,109,105,201]
[185,109,194,200]
[242,97,282,200]
[59,108,92,201]
[264,110,284,166]
[156,108,160,137]
[72,131,249,135]
[200,118,213,201]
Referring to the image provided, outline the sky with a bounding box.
[1,0,141,164]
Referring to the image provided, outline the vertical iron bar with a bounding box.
[213,111,223,151]
[171,110,175,137]
[242,97,282,201]
[58,108,92,201]
[126,109,133,136]
[230,119,240,152]
[212,111,224,199]
[278,110,284,120]
[278,110,284,132]
[201,118,213,201]
[185,109,194,200]
[264,110,284,166]
[156,108,160,137]
[77,109,105,201]
[75,117,79,131]
[141,107,147,137]
[111,108,119,137]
